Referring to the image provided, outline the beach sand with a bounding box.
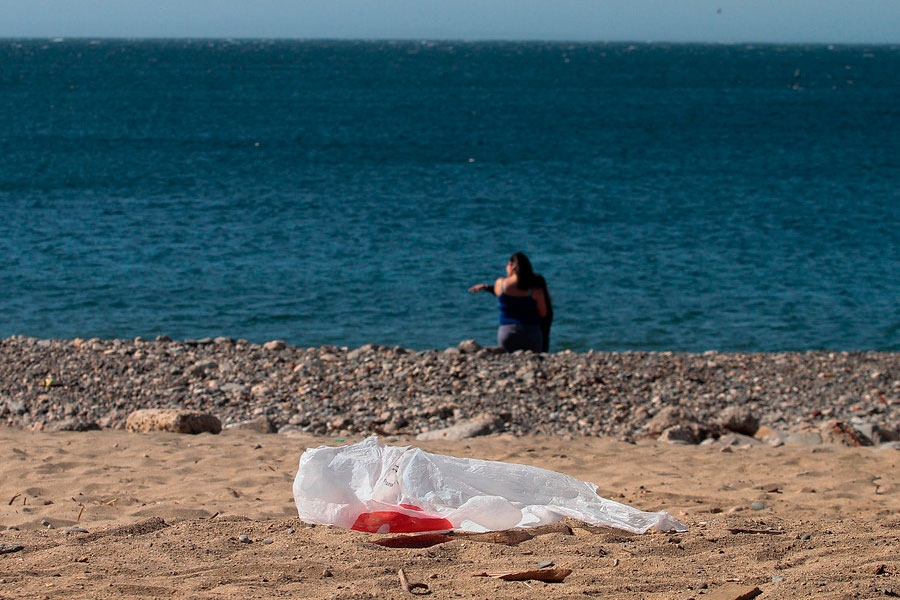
[1,427,898,599]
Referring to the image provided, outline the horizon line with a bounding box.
[2,36,898,47]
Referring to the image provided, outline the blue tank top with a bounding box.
[498,287,540,326]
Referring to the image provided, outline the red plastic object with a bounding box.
[351,504,453,533]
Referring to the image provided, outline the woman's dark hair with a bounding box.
[511,251,553,352]
[510,252,538,289]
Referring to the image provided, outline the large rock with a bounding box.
[849,419,899,444]
[126,409,221,434]
[658,424,699,444]
[716,406,759,436]
[51,418,101,432]
[819,419,873,447]
[225,416,276,433]
[416,415,500,442]
[644,406,689,435]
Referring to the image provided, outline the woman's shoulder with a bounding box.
[501,278,533,297]
[493,277,506,295]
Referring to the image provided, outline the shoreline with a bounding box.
[1,335,898,444]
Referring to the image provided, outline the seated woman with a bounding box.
[469,252,551,353]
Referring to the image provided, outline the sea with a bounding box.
[1,39,898,352]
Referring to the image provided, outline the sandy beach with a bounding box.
[2,427,898,599]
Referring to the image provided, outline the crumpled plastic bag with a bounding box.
[293,436,685,534]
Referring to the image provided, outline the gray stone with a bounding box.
[6,399,26,415]
[0,544,24,555]
[126,409,221,434]
[226,416,276,433]
[64,526,89,534]
[457,339,482,354]
[717,433,763,447]
[644,406,689,435]
[220,383,247,394]
[758,430,788,447]
[263,340,286,352]
[784,431,823,446]
[329,416,350,430]
[250,384,271,398]
[416,415,500,441]
[851,419,899,444]
[659,424,699,444]
[716,406,759,436]
[51,418,101,432]
[187,360,218,377]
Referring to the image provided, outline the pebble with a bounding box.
[749,501,768,510]
[1,337,897,443]
[0,544,24,555]
[238,535,251,544]
[800,533,812,540]
[64,526,88,534]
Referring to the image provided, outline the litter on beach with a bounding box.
[293,436,686,534]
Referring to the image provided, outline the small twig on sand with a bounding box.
[8,493,21,506]
[473,568,573,583]
[77,505,85,522]
[398,568,430,595]
[727,528,784,535]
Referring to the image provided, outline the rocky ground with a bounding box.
[1,335,898,444]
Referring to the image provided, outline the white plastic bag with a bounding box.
[293,436,685,534]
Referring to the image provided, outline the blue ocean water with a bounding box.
[1,39,898,351]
